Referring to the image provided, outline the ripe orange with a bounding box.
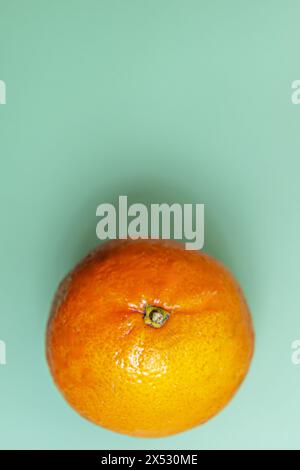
[46,239,254,437]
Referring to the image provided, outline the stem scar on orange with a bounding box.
[46,239,254,437]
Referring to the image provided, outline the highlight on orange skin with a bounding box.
[46,239,254,437]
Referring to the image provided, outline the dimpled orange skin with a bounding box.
[46,239,254,438]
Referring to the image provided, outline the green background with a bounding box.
[0,0,300,450]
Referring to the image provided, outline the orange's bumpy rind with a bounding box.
[46,239,254,437]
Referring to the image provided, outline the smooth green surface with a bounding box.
[0,0,300,450]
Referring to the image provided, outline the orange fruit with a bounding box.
[46,239,254,437]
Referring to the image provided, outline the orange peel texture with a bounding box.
[46,239,254,437]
